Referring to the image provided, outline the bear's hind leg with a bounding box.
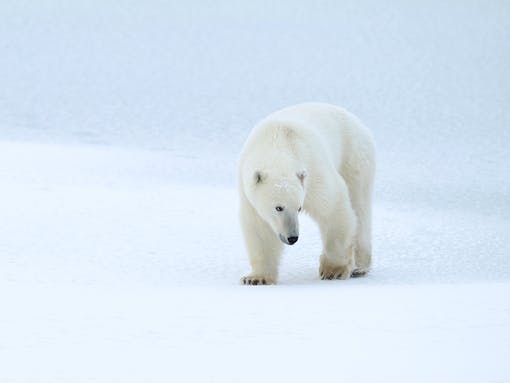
[350,188,373,277]
[342,142,375,276]
[345,182,374,276]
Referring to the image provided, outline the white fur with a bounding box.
[238,102,375,285]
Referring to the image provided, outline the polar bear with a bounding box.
[238,102,375,285]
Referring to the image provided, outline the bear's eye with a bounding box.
[298,207,302,212]
[275,206,284,212]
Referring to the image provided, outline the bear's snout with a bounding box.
[287,236,298,245]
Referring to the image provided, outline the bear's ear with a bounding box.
[254,170,266,185]
[296,169,307,185]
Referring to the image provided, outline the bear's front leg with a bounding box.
[240,228,283,285]
[240,233,283,285]
[240,196,283,285]
[317,189,357,281]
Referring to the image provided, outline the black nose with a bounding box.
[287,236,298,245]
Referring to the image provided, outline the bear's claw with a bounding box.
[320,269,351,280]
[241,276,275,285]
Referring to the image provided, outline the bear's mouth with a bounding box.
[279,234,288,244]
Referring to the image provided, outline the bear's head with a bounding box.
[246,169,307,245]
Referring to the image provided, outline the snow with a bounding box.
[1,1,510,382]
[2,282,509,383]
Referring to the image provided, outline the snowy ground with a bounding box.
[1,1,510,382]
[1,142,509,383]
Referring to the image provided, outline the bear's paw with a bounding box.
[351,267,369,277]
[319,256,353,280]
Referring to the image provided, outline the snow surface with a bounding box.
[1,1,510,382]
